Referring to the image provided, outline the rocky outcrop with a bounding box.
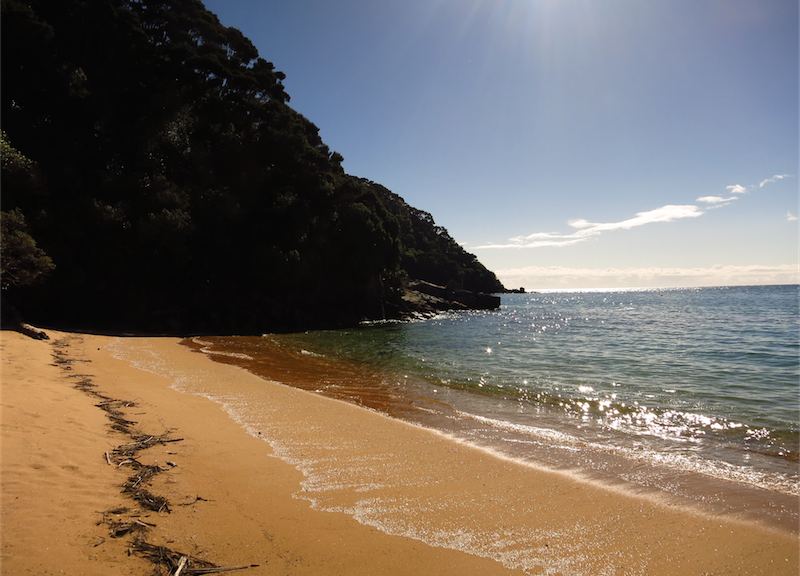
[393,279,501,318]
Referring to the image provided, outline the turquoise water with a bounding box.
[198,284,799,527]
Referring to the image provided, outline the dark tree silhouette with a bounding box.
[1,0,504,332]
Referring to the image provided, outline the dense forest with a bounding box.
[1,0,505,333]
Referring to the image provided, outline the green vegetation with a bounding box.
[1,208,56,290]
[1,0,504,332]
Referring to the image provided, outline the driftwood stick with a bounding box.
[186,566,259,574]
[105,452,112,465]
[173,555,189,576]
[134,519,156,528]
[119,436,153,447]
[18,322,49,340]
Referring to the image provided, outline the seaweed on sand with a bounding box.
[50,337,257,575]
[131,536,258,575]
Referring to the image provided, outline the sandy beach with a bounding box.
[1,329,798,575]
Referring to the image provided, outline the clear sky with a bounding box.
[202,0,798,290]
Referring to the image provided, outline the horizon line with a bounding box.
[505,282,799,294]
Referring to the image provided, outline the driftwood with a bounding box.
[1,296,49,339]
[127,487,171,514]
[129,537,256,575]
[124,464,167,489]
[117,434,184,452]
[186,567,259,574]
[98,398,138,428]
[98,507,156,538]
[106,519,148,538]
[121,462,173,513]
[174,556,189,576]
[18,322,49,339]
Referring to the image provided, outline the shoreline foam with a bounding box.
[2,330,798,575]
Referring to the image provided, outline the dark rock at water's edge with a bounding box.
[387,279,501,319]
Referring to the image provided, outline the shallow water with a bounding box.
[183,285,800,531]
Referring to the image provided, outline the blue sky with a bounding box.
[203,0,798,289]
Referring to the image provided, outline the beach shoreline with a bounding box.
[182,331,800,534]
[1,329,798,575]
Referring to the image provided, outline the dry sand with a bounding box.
[1,329,797,575]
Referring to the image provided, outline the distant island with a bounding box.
[1,0,509,333]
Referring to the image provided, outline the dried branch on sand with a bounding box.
[131,537,258,575]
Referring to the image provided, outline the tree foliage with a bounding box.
[1,0,503,332]
[361,180,503,294]
[0,208,55,289]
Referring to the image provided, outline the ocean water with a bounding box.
[186,284,799,530]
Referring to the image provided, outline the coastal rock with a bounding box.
[397,279,501,317]
[400,287,451,315]
[452,289,477,308]
[475,293,501,309]
[410,280,449,300]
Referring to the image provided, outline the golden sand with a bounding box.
[1,329,797,575]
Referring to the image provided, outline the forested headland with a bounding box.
[1,0,506,333]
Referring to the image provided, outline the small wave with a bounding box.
[455,410,800,497]
[191,337,253,360]
[457,410,582,446]
[300,349,324,357]
[201,349,254,360]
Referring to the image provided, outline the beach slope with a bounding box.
[1,330,797,575]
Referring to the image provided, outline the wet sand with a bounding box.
[1,329,797,575]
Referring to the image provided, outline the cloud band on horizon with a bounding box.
[495,264,800,290]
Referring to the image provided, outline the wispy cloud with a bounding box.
[478,205,703,249]
[496,264,800,290]
[568,205,703,231]
[726,184,749,195]
[476,174,793,250]
[788,212,799,222]
[760,174,791,188]
[723,174,792,196]
[696,196,735,205]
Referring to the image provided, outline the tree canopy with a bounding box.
[1,0,504,332]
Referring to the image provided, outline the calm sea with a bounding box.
[187,284,799,529]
